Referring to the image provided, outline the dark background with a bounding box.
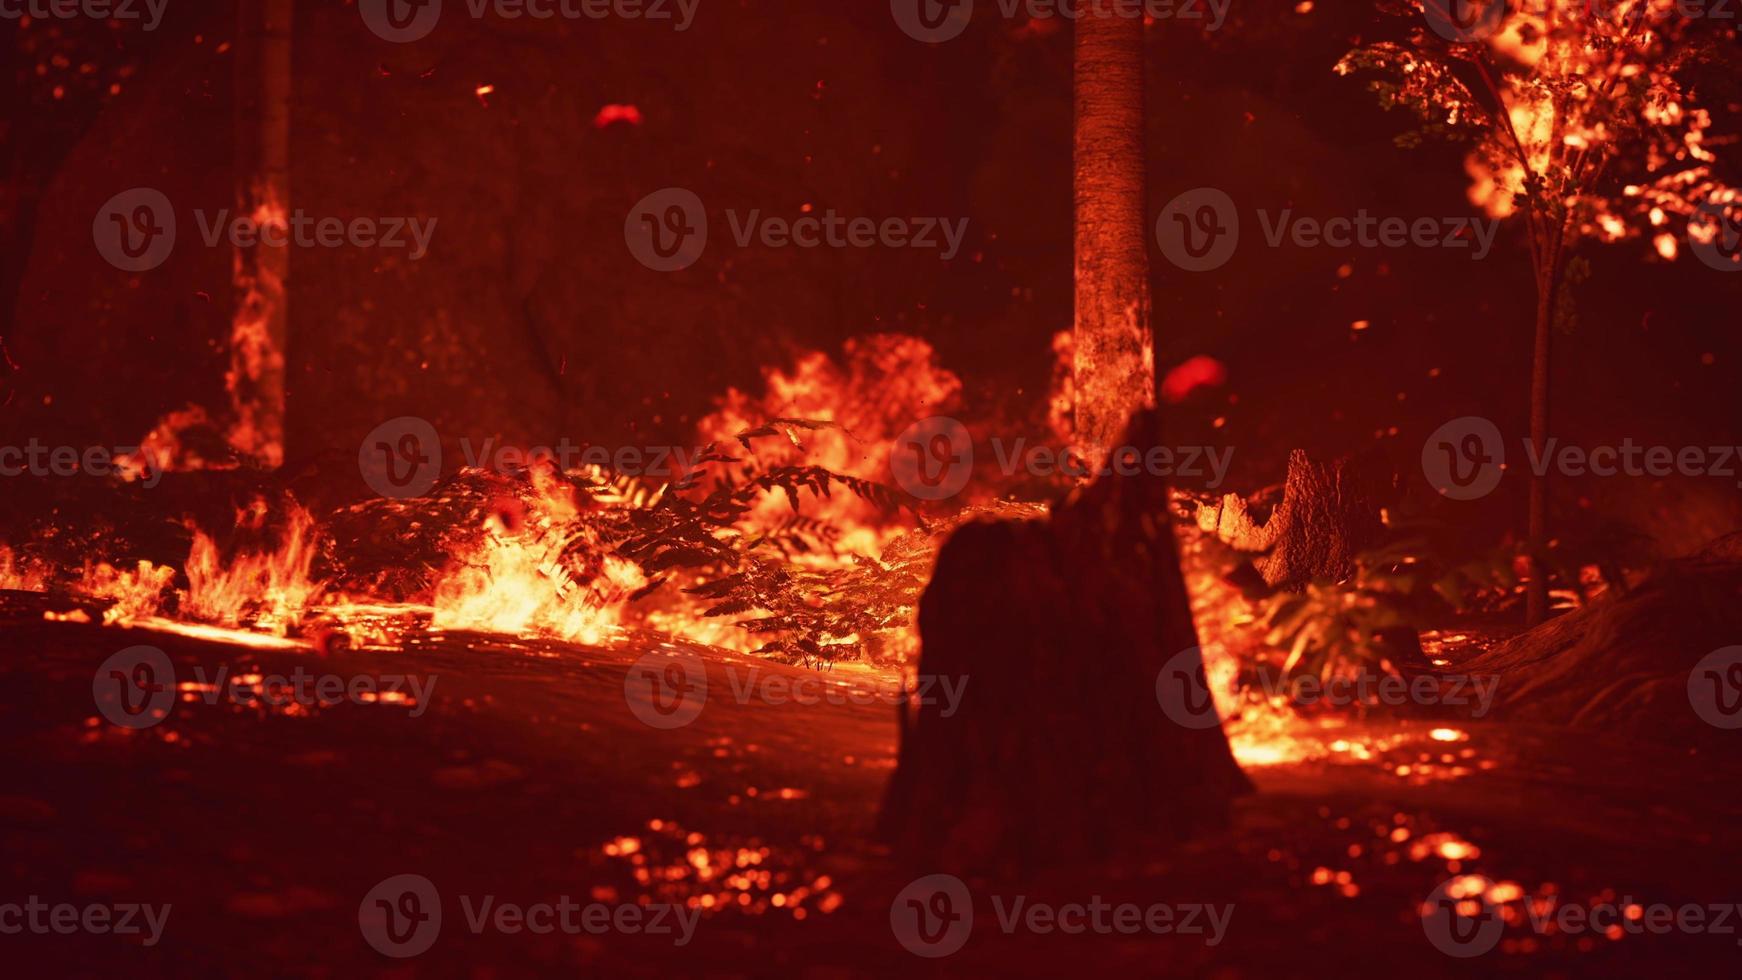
[4,0,1739,554]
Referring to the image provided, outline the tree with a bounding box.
[879,11,1248,875]
[230,0,293,469]
[1338,0,1740,624]
[1072,10,1154,470]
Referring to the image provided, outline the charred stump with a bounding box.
[1196,449,1388,590]
[877,411,1251,877]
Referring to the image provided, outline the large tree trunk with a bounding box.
[1196,450,1390,590]
[229,0,292,469]
[1071,11,1153,471]
[879,15,1249,876]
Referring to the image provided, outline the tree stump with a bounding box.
[877,411,1251,877]
[1194,449,1388,589]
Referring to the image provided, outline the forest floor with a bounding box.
[2,594,1739,978]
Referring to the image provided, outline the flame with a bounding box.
[0,547,48,592]
[77,560,177,625]
[181,501,320,635]
[226,190,287,469]
[430,513,642,645]
[694,334,963,559]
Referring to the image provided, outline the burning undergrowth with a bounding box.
[0,334,1049,664]
[0,328,1604,771]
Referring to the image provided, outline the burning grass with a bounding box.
[0,331,1565,772]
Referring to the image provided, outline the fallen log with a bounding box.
[1459,537,1742,743]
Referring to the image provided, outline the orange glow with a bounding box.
[0,546,48,592]
[694,334,963,560]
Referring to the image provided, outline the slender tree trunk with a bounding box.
[230,0,291,469]
[1072,10,1154,470]
[1,15,27,401]
[1526,233,1562,626]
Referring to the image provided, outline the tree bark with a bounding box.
[230,0,292,469]
[1196,450,1389,590]
[1072,10,1153,471]
[1525,233,1563,626]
